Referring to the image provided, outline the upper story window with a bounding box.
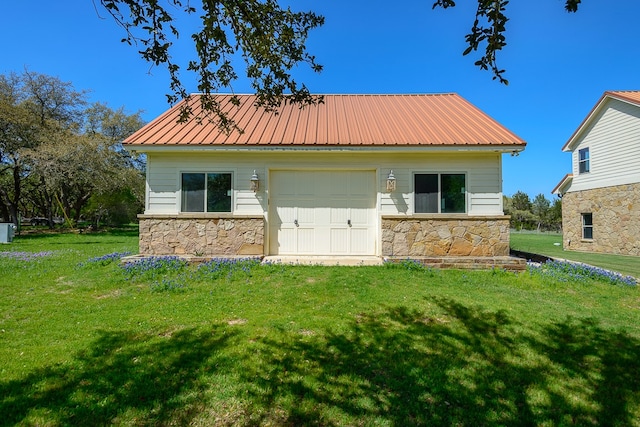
[415,173,466,214]
[578,148,590,174]
[181,172,232,212]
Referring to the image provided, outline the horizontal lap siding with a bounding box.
[146,153,266,214]
[146,151,504,216]
[379,153,503,215]
[570,99,640,192]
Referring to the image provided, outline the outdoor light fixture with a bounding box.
[386,170,396,192]
[250,170,259,192]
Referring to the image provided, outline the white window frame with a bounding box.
[578,147,590,174]
[180,171,234,213]
[413,172,467,214]
[581,213,593,240]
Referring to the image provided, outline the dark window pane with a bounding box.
[441,174,466,213]
[207,173,232,212]
[582,213,593,239]
[579,148,590,173]
[182,173,205,212]
[415,174,438,213]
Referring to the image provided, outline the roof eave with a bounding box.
[552,173,573,195]
[123,143,526,154]
[562,91,640,152]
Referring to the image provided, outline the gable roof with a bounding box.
[562,90,640,152]
[124,93,525,149]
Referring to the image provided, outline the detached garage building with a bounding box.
[124,94,526,262]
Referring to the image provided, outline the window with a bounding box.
[181,172,232,212]
[578,148,590,173]
[582,213,593,240]
[415,173,466,213]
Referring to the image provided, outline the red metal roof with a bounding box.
[124,94,526,148]
[607,90,640,106]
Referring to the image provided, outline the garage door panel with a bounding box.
[330,228,349,254]
[330,173,349,196]
[297,228,317,253]
[330,200,348,225]
[275,172,297,196]
[272,227,296,254]
[350,228,371,254]
[274,205,295,225]
[350,171,374,196]
[296,173,317,196]
[350,207,371,225]
[298,205,316,224]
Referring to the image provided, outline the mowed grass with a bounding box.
[510,230,640,278]
[1,229,640,426]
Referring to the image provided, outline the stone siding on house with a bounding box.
[381,215,511,257]
[139,215,264,256]
[562,183,640,256]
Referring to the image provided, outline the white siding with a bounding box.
[569,99,640,192]
[378,153,503,216]
[145,151,505,216]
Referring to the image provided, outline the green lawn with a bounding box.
[1,229,639,426]
[510,230,640,279]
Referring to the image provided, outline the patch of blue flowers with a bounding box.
[82,251,132,266]
[121,256,188,280]
[0,251,55,261]
[529,260,637,287]
[150,277,188,293]
[197,257,261,280]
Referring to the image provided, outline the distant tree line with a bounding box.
[0,70,145,229]
[504,191,562,232]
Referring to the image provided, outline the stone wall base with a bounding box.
[385,256,526,272]
[139,217,264,256]
[381,216,511,257]
[562,183,640,256]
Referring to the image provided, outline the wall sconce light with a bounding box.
[386,170,396,192]
[250,170,259,192]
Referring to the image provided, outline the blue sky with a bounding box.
[2,1,639,199]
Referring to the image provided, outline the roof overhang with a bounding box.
[552,173,573,196]
[124,144,526,154]
[562,91,640,152]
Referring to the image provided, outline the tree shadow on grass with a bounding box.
[241,297,640,426]
[1,327,235,426]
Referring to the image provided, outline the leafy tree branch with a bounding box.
[98,0,324,132]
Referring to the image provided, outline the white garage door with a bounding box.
[269,170,377,256]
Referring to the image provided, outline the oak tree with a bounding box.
[99,0,584,129]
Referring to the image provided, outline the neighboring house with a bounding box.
[124,94,526,262]
[553,90,640,256]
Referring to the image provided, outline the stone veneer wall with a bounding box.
[562,183,640,256]
[138,215,264,256]
[381,215,511,257]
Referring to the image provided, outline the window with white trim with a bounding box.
[582,213,593,240]
[578,148,590,174]
[415,173,466,213]
[181,172,232,212]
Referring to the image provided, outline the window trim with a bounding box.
[413,172,467,214]
[180,171,234,213]
[581,212,593,240]
[578,147,590,174]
